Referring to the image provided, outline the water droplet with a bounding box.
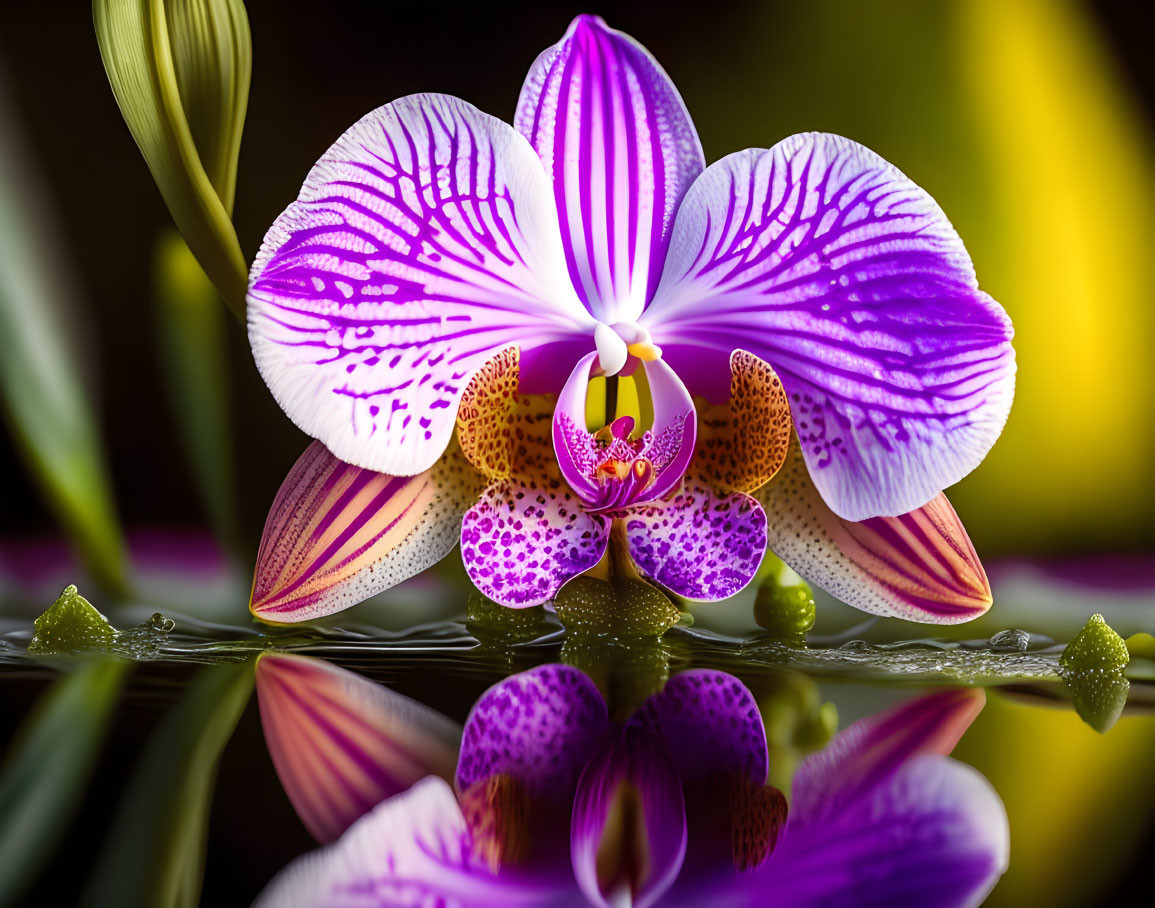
[988,628,1030,652]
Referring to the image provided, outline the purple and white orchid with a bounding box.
[254,655,1008,907]
[246,15,1013,621]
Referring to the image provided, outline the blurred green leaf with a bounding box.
[93,0,251,316]
[0,658,130,905]
[83,661,253,908]
[0,78,129,595]
[155,229,239,548]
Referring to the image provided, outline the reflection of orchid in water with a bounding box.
[246,14,1010,624]
[254,654,1007,906]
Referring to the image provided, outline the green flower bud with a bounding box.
[1059,613,1130,676]
[29,585,118,654]
[753,568,816,638]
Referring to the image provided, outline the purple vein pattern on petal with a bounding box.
[643,133,1015,520]
[248,92,592,476]
[626,477,767,601]
[456,664,610,800]
[631,669,768,785]
[515,15,705,322]
[255,776,577,908]
[255,653,461,844]
[570,725,688,908]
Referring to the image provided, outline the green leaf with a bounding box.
[0,84,129,595]
[0,658,130,904]
[83,662,253,908]
[92,0,251,316]
[154,229,239,548]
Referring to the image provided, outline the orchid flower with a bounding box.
[247,15,1013,622]
[255,655,1008,906]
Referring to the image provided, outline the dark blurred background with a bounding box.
[1,0,1153,559]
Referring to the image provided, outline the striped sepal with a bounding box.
[255,653,461,843]
[250,441,480,623]
[758,439,992,623]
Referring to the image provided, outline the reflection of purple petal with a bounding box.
[634,671,779,876]
[631,669,767,785]
[626,478,767,601]
[515,15,704,323]
[673,689,1006,907]
[255,654,461,843]
[456,665,610,801]
[248,92,593,478]
[256,777,577,907]
[644,134,1015,522]
[791,689,985,823]
[571,725,687,908]
[746,756,1008,908]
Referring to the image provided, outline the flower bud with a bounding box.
[93,0,251,314]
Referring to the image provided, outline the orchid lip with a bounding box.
[553,352,697,518]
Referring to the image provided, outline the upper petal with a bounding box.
[643,133,1015,520]
[255,654,461,843]
[248,93,592,476]
[515,16,705,322]
[757,436,993,623]
[456,665,610,801]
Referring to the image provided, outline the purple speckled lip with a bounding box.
[247,12,1014,617]
[256,662,1008,908]
[552,353,696,517]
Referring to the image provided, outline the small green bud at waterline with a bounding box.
[754,573,816,637]
[29,585,118,654]
[1059,613,1129,676]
